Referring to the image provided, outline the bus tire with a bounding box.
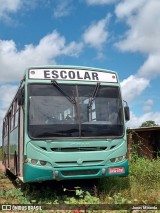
[14,151,18,176]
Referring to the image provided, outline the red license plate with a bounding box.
[109,167,125,174]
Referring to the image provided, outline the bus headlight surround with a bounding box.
[30,159,51,167]
[110,155,125,163]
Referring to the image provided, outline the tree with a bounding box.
[140,120,159,127]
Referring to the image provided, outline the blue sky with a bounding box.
[0,0,160,144]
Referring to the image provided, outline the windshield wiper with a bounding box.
[51,80,76,105]
[88,82,100,109]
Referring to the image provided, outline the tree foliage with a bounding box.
[140,120,159,127]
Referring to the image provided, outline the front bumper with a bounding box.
[23,159,128,183]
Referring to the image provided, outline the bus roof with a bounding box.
[25,65,117,73]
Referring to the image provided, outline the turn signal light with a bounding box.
[25,158,29,163]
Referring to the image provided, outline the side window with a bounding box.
[18,87,25,106]
[3,121,6,137]
[14,99,19,128]
[9,99,19,131]
[14,111,19,127]
[3,97,21,135]
[3,118,8,137]
[10,106,14,131]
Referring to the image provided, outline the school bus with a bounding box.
[2,65,130,182]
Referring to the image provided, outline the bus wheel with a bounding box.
[14,151,18,176]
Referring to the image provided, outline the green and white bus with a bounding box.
[2,66,130,183]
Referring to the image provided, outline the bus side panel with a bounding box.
[9,128,18,175]
[3,136,9,168]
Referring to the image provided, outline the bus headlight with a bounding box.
[110,158,116,162]
[31,159,38,164]
[40,160,47,166]
[117,156,123,161]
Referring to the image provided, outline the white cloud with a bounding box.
[115,0,160,112]
[138,53,160,79]
[115,0,146,19]
[121,75,149,103]
[53,0,73,18]
[127,111,160,128]
[0,84,18,109]
[0,0,46,23]
[115,0,160,54]
[0,108,5,121]
[0,0,21,18]
[83,15,110,50]
[86,0,118,5]
[0,0,21,23]
[62,41,83,57]
[0,108,6,144]
[142,99,153,113]
[0,31,83,82]
[0,84,18,146]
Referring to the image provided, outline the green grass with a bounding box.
[99,157,160,205]
[0,157,160,213]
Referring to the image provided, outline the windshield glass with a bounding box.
[28,84,124,138]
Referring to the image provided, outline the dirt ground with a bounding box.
[0,160,15,189]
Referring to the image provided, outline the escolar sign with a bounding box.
[29,68,118,83]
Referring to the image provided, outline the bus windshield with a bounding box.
[28,84,124,138]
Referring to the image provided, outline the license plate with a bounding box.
[109,167,125,174]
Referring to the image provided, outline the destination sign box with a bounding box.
[29,68,118,83]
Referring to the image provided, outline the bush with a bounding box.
[129,157,160,185]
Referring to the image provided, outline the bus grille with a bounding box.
[55,160,103,167]
[51,147,107,152]
[61,169,99,176]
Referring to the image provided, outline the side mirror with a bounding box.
[124,106,130,121]
[17,89,24,106]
